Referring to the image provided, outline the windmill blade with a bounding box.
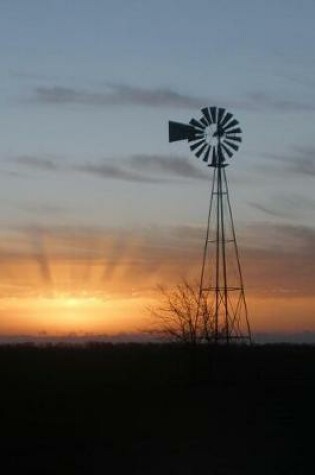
[200,116,209,127]
[189,118,205,130]
[188,132,204,142]
[169,121,197,142]
[202,145,211,162]
[195,143,208,158]
[223,139,239,151]
[220,112,233,128]
[223,119,239,132]
[190,139,206,151]
[201,107,212,124]
[224,127,242,135]
[220,142,234,158]
[222,144,236,158]
[217,108,226,125]
[217,143,226,163]
[225,134,242,143]
[210,107,217,123]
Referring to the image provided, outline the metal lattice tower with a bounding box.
[168,106,252,344]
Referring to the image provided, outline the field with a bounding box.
[0,343,314,474]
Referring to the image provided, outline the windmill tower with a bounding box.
[169,107,252,344]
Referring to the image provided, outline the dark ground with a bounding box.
[0,343,314,474]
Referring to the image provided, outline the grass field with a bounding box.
[0,343,313,474]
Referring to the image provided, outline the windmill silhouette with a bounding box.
[169,107,252,343]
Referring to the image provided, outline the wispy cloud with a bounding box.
[10,155,60,171]
[76,161,167,184]
[249,203,290,219]
[129,154,208,180]
[261,146,315,176]
[250,194,315,219]
[30,83,315,113]
[76,154,208,183]
[8,152,208,184]
[247,92,315,113]
[32,84,210,109]
[238,223,315,297]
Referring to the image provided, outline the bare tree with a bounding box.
[148,280,215,345]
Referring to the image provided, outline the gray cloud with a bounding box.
[76,154,208,183]
[6,152,209,184]
[287,147,315,175]
[10,155,59,171]
[31,83,315,113]
[33,84,210,109]
[239,223,315,297]
[76,161,167,184]
[275,224,315,249]
[261,146,315,176]
[242,222,315,253]
[129,154,208,180]
[249,203,290,219]
[250,194,315,219]
[247,92,315,113]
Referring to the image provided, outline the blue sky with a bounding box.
[0,0,314,337]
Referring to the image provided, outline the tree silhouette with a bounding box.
[148,280,215,345]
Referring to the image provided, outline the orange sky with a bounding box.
[0,223,313,339]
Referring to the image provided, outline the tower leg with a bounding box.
[198,166,252,344]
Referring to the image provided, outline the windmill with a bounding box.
[169,107,252,344]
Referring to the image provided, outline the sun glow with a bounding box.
[0,225,313,340]
[0,291,154,336]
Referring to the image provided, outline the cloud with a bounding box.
[129,154,208,180]
[0,222,313,300]
[260,146,315,176]
[10,155,59,171]
[247,92,315,113]
[228,222,315,298]
[0,225,201,298]
[33,84,210,109]
[250,194,315,219]
[0,223,313,338]
[76,154,208,183]
[76,161,167,184]
[8,152,207,184]
[286,147,315,176]
[249,203,289,219]
[30,83,315,113]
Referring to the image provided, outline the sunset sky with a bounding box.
[0,0,314,341]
